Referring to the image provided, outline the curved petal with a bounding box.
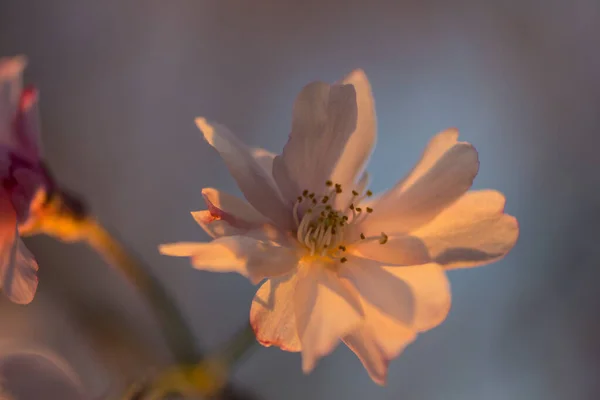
[294,263,364,373]
[250,273,302,352]
[196,118,292,229]
[343,301,416,385]
[272,79,359,203]
[398,128,459,192]
[0,350,89,400]
[159,235,299,284]
[351,235,431,265]
[340,257,450,332]
[0,193,38,304]
[191,210,244,238]
[330,70,377,209]
[358,141,479,237]
[412,190,519,269]
[14,87,42,161]
[0,57,26,145]
[250,147,275,176]
[201,187,267,228]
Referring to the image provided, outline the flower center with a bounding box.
[293,181,387,263]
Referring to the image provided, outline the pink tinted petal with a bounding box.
[343,305,415,385]
[398,128,459,192]
[201,187,267,228]
[0,350,89,400]
[191,210,245,238]
[351,235,430,265]
[294,263,364,373]
[330,70,377,209]
[340,258,450,332]
[412,190,519,269]
[250,273,302,352]
[250,147,275,177]
[343,328,389,385]
[273,80,358,203]
[159,236,299,284]
[13,87,42,161]
[0,57,26,143]
[0,193,38,304]
[196,118,292,230]
[358,142,479,237]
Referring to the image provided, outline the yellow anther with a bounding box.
[326,180,333,187]
[349,204,355,210]
[355,207,362,212]
[366,207,373,213]
[366,190,373,197]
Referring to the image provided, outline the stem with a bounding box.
[82,219,200,365]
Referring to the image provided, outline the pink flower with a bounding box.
[161,70,519,384]
[0,56,51,304]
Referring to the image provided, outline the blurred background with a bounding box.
[1,0,600,399]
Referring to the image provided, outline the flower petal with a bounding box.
[412,190,519,269]
[358,141,479,237]
[159,235,299,284]
[294,263,364,373]
[351,235,430,265]
[0,193,38,304]
[343,303,415,385]
[0,57,26,142]
[330,70,377,209]
[250,273,302,352]
[191,210,244,238]
[201,187,267,228]
[0,57,42,161]
[196,118,292,229]
[14,87,43,161]
[398,128,459,192]
[340,258,450,332]
[250,147,275,177]
[0,350,88,400]
[272,79,358,203]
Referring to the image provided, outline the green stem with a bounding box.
[83,219,200,365]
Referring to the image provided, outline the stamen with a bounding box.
[340,257,348,263]
[321,196,329,203]
[366,190,373,197]
[360,233,366,240]
[379,232,388,245]
[326,180,333,187]
[302,190,309,197]
[366,207,373,213]
[352,190,359,196]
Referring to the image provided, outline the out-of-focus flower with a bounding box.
[0,345,89,400]
[0,56,52,305]
[160,70,519,384]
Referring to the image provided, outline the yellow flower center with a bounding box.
[293,181,386,263]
